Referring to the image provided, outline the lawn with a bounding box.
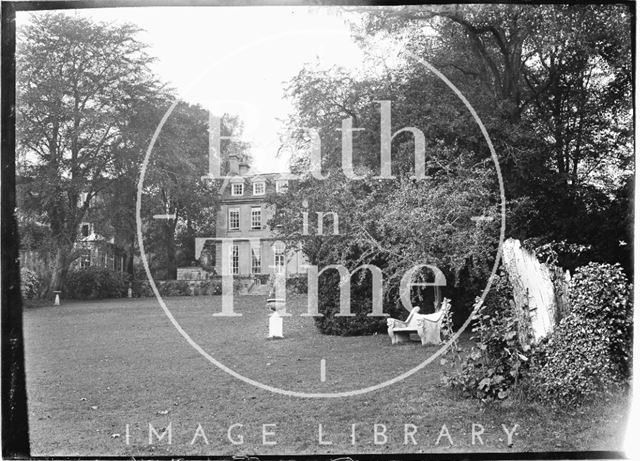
[23,295,629,456]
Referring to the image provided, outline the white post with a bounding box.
[268,312,284,339]
[54,292,61,306]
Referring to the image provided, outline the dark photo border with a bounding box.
[1,1,634,459]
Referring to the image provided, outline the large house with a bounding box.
[205,154,307,276]
[19,190,127,283]
[73,192,128,272]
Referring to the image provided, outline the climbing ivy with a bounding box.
[441,271,530,402]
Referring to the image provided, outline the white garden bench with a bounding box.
[387,298,451,346]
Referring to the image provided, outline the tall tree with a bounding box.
[357,4,632,186]
[141,102,248,279]
[272,63,501,331]
[16,13,160,294]
[354,4,632,264]
[270,4,633,334]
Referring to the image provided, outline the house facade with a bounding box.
[72,192,127,273]
[210,155,307,276]
[19,190,127,286]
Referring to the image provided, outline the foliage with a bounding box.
[359,4,632,190]
[140,102,239,280]
[64,267,129,299]
[524,238,593,270]
[16,12,161,294]
[272,3,632,337]
[312,271,392,336]
[569,262,633,375]
[20,267,41,300]
[16,13,248,288]
[132,279,227,297]
[161,280,190,297]
[527,316,624,405]
[354,3,633,274]
[269,65,499,334]
[16,212,54,252]
[528,263,633,405]
[286,275,308,294]
[442,272,530,401]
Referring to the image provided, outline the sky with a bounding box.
[18,6,375,173]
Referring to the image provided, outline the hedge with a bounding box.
[64,270,306,299]
[132,279,223,297]
[64,267,129,299]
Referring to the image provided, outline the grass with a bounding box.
[23,295,629,456]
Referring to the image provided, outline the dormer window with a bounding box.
[231,182,244,196]
[276,180,288,193]
[253,181,265,196]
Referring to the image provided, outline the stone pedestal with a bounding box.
[268,313,284,339]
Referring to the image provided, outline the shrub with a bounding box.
[286,275,308,294]
[20,267,41,299]
[527,316,623,405]
[132,279,153,297]
[132,279,224,297]
[442,271,530,401]
[160,280,190,296]
[313,271,389,335]
[527,263,632,404]
[568,262,632,377]
[198,279,222,295]
[64,267,129,299]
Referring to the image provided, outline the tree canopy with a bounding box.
[269,4,632,331]
[17,12,163,293]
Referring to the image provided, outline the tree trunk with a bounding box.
[123,234,134,278]
[185,218,195,263]
[165,223,177,280]
[502,238,569,346]
[47,244,72,297]
[126,251,134,277]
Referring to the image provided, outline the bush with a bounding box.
[160,280,190,296]
[568,262,632,377]
[20,267,41,299]
[64,267,129,299]
[132,279,153,297]
[527,316,623,405]
[313,271,389,336]
[198,279,223,295]
[527,263,632,404]
[132,279,223,297]
[442,271,530,401]
[286,275,308,294]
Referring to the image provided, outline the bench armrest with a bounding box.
[387,318,408,329]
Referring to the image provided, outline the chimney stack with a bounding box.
[239,162,250,176]
[228,154,240,175]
